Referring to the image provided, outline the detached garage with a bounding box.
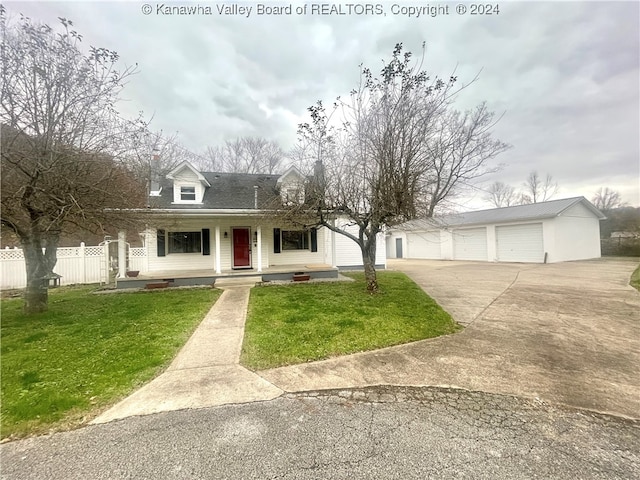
[387,197,605,263]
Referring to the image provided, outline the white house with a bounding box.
[119,161,385,287]
[387,197,605,263]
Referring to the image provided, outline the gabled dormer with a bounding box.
[276,166,306,205]
[166,161,211,204]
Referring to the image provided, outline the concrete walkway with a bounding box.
[261,258,640,419]
[92,284,282,424]
[92,258,639,424]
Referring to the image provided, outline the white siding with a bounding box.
[277,169,307,204]
[143,215,387,273]
[329,220,386,268]
[269,227,325,266]
[334,223,364,267]
[551,203,602,262]
[407,231,442,259]
[376,231,386,267]
[146,219,265,272]
[452,227,488,261]
[172,168,206,204]
[496,223,544,262]
[146,220,335,272]
[386,235,396,258]
[386,234,406,259]
[146,228,216,272]
[387,199,602,263]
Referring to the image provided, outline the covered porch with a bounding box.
[115,263,339,289]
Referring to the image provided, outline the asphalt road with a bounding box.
[2,386,639,480]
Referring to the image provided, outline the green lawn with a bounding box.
[631,264,640,291]
[1,286,220,440]
[241,272,460,370]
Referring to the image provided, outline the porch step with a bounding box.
[214,276,263,288]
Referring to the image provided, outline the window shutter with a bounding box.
[157,229,166,257]
[273,228,281,253]
[310,228,318,252]
[202,229,210,255]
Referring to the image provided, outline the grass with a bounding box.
[241,272,460,370]
[1,286,220,440]
[631,264,640,291]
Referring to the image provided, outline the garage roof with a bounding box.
[396,197,606,230]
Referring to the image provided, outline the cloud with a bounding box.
[3,0,639,206]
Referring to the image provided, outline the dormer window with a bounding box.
[282,185,304,205]
[276,166,307,205]
[166,161,211,205]
[180,186,196,201]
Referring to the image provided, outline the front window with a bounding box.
[282,230,309,250]
[168,231,201,253]
[180,186,196,201]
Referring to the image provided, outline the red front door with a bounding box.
[232,228,251,268]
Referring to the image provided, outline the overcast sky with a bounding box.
[5,0,639,209]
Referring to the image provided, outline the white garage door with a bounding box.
[496,223,544,263]
[407,231,441,259]
[453,228,487,261]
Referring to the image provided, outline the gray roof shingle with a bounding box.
[396,197,605,230]
[150,172,279,210]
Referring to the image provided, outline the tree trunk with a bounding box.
[361,234,379,294]
[43,235,59,275]
[21,233,59,314]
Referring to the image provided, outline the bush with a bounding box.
[601,237,640,256]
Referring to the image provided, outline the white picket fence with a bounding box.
[0,243,147,289]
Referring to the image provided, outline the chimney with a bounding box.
[254,185,259,209]
[312,160,325,200]
[149,150,161,196]
[314,160,325,185]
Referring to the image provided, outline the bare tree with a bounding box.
[486,181,516,207]
[1,12,146,313]
[125,128,201,194]
[423,103,509,216]
[520,171,558,204]
[204,137,285,174]
[592,187,624,212]
[273,43,508,292]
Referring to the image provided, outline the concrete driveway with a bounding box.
[261,258,640,419]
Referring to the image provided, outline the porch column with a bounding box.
[117,231,126,278]
[143,229,150,272]
[215,226,222,274]
[331,220,337,268]
[256,225,263,273]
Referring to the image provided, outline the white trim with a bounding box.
[331,225,337,268]
[276,166,305,185]
[166,161,211,187]
[131,208,272,216]
[118,231,126,278]
[257,226,263,273]
[215,226,221,274]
